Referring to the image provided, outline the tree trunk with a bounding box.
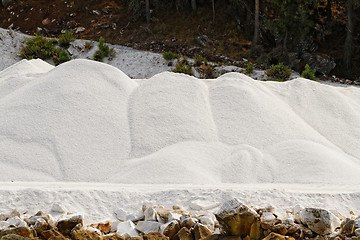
[191,0,197,13]
[343,0,354,75]
[251,0,259,50]
[212,0,215,23]
[146,0,150,24]
[326,0,332,21]
[283,31,288,50]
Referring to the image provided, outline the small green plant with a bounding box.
[93,37,114,62]
[53,49,70,65]
[58,31,76,46]
[174,62,192,75]
[245,62,254,74]
[301,64,317,80]
[265,63,291,82]
[194,54,207,66]
[84,40,94,49]
[199,63,216,78]
[21,34,55,60]
[163,51,176,61]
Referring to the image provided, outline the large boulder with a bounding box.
[301,52,336,76]
[216,199,261,239]
[299,208,340,235]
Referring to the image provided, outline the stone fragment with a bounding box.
[199,216,215,231]
[168,213,182,222]
[262,232,294,240]
[102,233,125,240]
[75,27,85,34]
[41,229,64,240]
[262,205,275,214]
[90,221,111,234]
[70,228,101,240]
[51,203,66,214]
[0,221,10,230]
[190,200,220,211]
[115,209,128,222]
[144,208,157,222]
[271,224,287,236]
[203,234,242,240]
[34,218,49,234]
[260,212,275,229]
[340,218,355,236]
[0,234,35,240]
[302,228,315,238]
[160,220,180,239]
[173,227,194,240]
[157,208,172,221]
[180,217,198,229]
[355,228,360,237]
[143,232,169,240]
[0,227,34,238]
[126,211,145,222]
[48,234,69,240]
[355,217,360,229]
[299,208,340,235]
[126,237,143,240]
[194,223,213,240]
[286,224,300,235]
[116,220,139,238]
[136,221,162,234]
[56,214,83,236]
[0,210,20,222]
[27,216,48,226]
[216,198,260,238]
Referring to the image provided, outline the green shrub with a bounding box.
[174,62,192,75]
[84,41,94,49]
[265,63,291,82]
[163,51,176,60]
[245,62,254,74]
[194,54,207,66]
[199,63,216,78]
[53,49,70,65]
[21,34,55,60]
[301,64,317,80]
[58,31,76,46]
[93,37,114,62]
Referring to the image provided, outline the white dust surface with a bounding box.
[0,59,360,221]
[0,59,359,184]
[0,182,359,224]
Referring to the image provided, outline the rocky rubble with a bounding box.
[0,199,358,240]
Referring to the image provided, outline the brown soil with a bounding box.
[0,0,359,79]
[0,0,250,65]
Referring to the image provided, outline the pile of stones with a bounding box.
[0,198,359,240]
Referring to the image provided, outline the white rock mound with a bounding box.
[129,72,218,158]
[0,60,360,184]
[0,59,137,181]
